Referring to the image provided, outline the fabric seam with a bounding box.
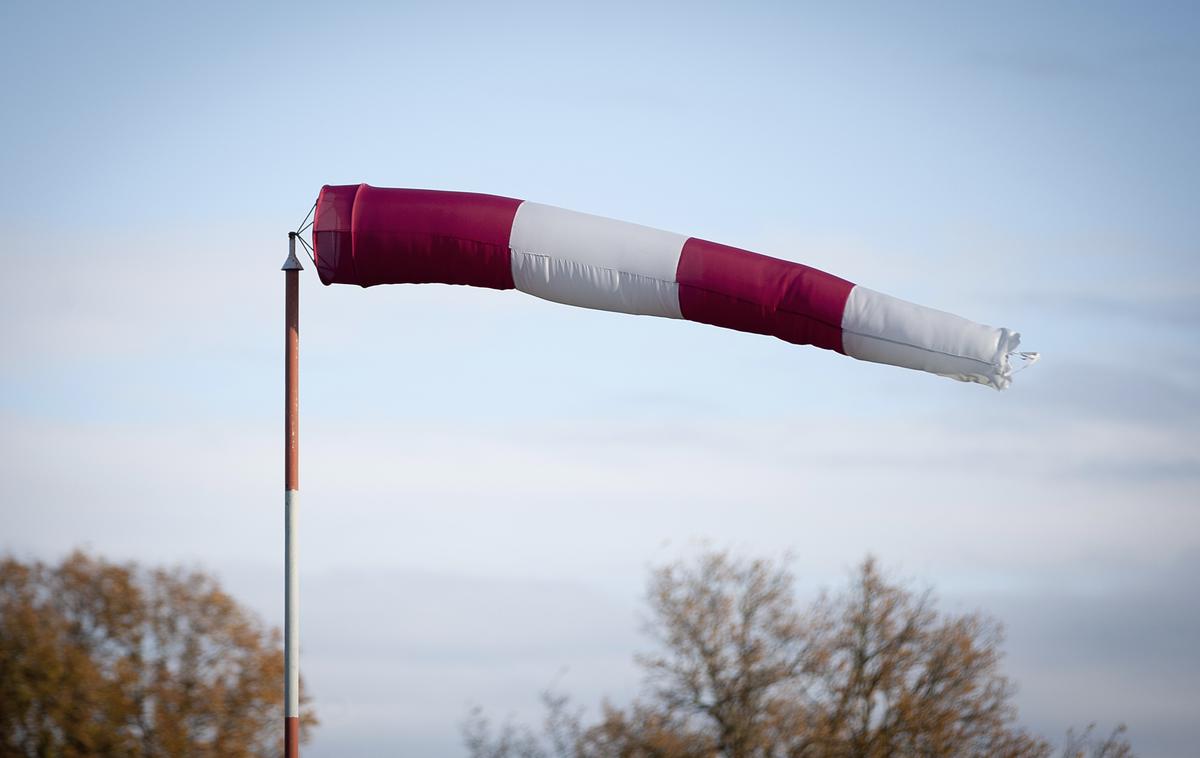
[840,328,1000,369]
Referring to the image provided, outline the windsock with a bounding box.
[313,184,1034,389]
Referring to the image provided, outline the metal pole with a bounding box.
[283,233,302,758]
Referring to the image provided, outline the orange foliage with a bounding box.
[0,551,316,757]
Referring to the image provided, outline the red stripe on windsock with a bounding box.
[313,184,521,289]
[676,238,855,353]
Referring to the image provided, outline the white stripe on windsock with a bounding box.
[841,286,1021,388]
[509,201,686,318]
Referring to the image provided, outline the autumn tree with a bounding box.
[464,552,1133,758]
[0,550,316,757]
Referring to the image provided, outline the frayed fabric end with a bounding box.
[989,329,1022,391]
[982,331,1039,391]
[932,330,1039,390]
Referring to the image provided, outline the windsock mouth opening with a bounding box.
[312,184,365,286]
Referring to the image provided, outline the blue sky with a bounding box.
[1,2,1198,756]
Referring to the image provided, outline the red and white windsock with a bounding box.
[313,185,1035,389]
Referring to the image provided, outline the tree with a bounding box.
[463,552,1133,758]
[0,550,317,757]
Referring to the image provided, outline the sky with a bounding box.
[1,1,1198,755]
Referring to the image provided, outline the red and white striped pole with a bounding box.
[282,233,302,758]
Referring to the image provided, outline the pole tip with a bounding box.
[282,232,304,271]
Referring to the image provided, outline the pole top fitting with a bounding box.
[282,232,304,271]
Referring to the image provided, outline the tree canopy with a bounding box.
[0,550,316,757]
[464,552,1132,758]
